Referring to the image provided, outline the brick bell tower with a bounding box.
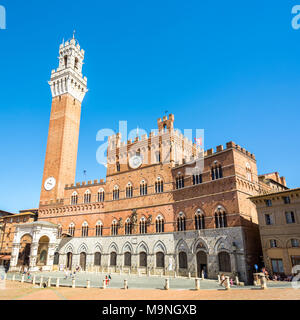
[40,37,88,205]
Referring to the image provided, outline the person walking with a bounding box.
[105,275,109,287]
[220,274,226,287]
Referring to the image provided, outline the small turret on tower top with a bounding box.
[57,37,85,75]
[157,113,174,131]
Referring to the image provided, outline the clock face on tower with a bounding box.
[44,177,56,191]
[129,155,142,169]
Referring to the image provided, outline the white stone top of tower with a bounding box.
[48,38,88,103]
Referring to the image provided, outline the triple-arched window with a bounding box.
[81,221,89,237]
[215,206,227,228]
[68,223,75,237]
[96,221,103,237]
[126,182,133,198]
[139,217,147,234]
[84,190,91,204]
[193,173,203,185]
[113,186,120,200]
[71,192,78,205]
[211,163,223,180]
[125,218,133,235]
[156,215,165,233]
[98,188,105,202]
[155,177,164,193]
[195,209,205,230]
[176,175,184,189]
[177,213,186,231]
[140,180,148,196]
[246,162,252,182]
[111,219,118,236]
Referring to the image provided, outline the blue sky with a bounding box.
[0,0,300,212]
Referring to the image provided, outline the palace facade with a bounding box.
[9,38,287,284]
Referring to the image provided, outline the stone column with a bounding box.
[47,243,56,271]
[10,243,21,269]
[29,242,39,272]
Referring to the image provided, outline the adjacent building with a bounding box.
[250,188,300,276]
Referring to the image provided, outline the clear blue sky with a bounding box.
[1,0,299,212]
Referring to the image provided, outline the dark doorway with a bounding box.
[139,252,147,267]
[156,252,165,268]
[179,252,188,269]
[124,252,131,267]
[94,252,101,266]
[110,252,117,266]
[67,252,73,270]
[53,252,59,265]
[80,252,87,271]
[196,251,207,278]
[218,251,231,272]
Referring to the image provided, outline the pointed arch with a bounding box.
[108,242,119,254]
[122,241,133,253]
[153,240,167,254]
[136,241,149,254]
[78,243,89,254]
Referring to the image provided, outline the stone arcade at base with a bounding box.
[9,38,288,284]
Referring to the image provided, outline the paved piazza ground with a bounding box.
[0,272,299,300]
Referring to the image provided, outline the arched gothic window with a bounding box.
[139,217,147,234]
[156,215,165,233]
[195,209,205,230]
[155,177,164,193]
[211,163,223,180]
[84,190,91,204]
[95,221,103,237]
[177,213,186,231]
[193,173,203,185]
[111,220,118,236]
[246,162,252,182]
[176,175,184,189]
[140,180,148,196]
[81,221,89,237]
[215,207,227,228]
[125,219,133,235]
[113,186,119,200]
[71,192,78,205]
[98,188,105,202]
[126,182,133,198]
[68,223,75,237]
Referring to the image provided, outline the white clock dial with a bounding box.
[44,177,56,191]
[129,155,142,169]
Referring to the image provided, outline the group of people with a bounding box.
[261,267,293,282]
[104,275,112,286]
[64,265,81,279]
[219,274,235,288]
[20,266,31,280]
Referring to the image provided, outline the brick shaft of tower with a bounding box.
[40,37,88,205]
